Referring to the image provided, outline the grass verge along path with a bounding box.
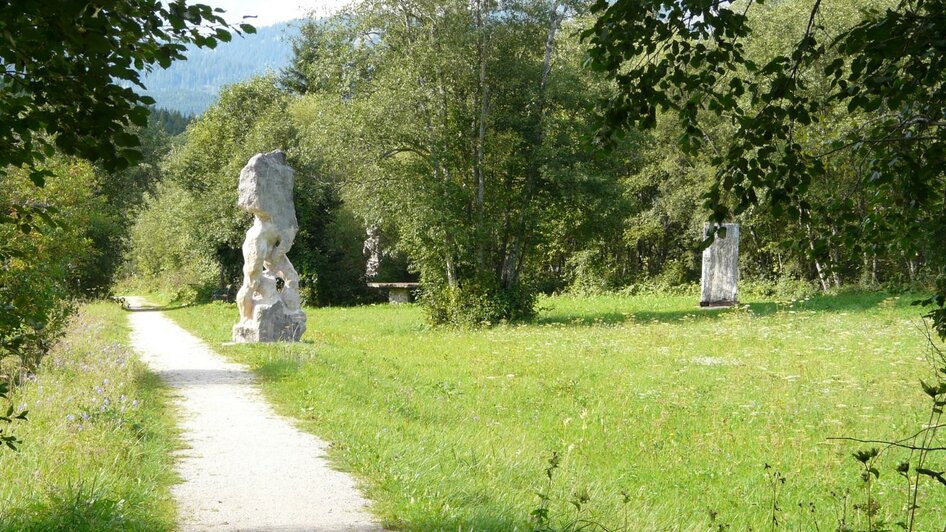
[0,302,179,531]
[169,292,946,530]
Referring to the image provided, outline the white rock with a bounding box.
[232,150,307,342]
[700,223,739,307]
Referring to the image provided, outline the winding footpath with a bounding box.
[125,297,379,531]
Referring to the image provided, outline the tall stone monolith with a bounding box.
[700,223,740,307]
[232,150,307,342]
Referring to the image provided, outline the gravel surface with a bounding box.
[126,297,380,531]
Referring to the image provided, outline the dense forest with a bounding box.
[150,108,192,136]
[136,21,300,115]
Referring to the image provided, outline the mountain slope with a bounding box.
[141,21,300,116]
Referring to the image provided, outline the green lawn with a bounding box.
[0,303,179,531]
[168,292,945,530]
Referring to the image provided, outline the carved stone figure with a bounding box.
[232,151,307,342]
[364,223,382,280]
[700,223,740,307]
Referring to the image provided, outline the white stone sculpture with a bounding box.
[232,150,307,342]
[364,223,382,280]
[700,223,740,308]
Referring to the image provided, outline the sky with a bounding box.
[206,0,350,27]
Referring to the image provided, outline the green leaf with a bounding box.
[28,169,53,187]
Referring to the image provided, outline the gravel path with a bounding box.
[125,297,380,531]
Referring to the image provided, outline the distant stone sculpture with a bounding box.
[232,151,307,342]
[363,223,382,280]
[700,223,740,307]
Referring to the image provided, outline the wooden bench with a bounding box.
[367,282,419,304]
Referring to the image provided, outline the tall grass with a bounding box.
[0,303,179,531]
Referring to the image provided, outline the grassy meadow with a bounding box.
[167,291,946,530]
[0,303,179,531]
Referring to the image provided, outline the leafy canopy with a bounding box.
[584,0,946,333]
[0,1,253,413]
[0,0,255,187]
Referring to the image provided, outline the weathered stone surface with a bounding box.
[387,287,411,304]
[700,223,740,307]
[232,299,307,342]
[363,224,381,280]
[232,150,307,342]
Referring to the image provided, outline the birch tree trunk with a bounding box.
[806,223,829,291]
[474,0,489,268]
[501,1,564,289]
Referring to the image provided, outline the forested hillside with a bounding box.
[139,21,299,115]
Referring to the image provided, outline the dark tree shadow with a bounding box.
[536,291,898,327]
[255,360,303,382]
[148,368,257,386]
[111,295,192,312]
[119,303,191,313]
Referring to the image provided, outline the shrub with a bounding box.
[423,277,536,327]
[1,156,109,375]
[565,249,621,296]
[741,277,819,301]
[124,181,219,302]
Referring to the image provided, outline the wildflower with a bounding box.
[132,400,139,407]
[80,412,89,420]
[102,378,110,386]
[66,414,75,422]
[95,386,104,394]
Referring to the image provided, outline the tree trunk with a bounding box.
[862,251,871,286]
[446,255,457,287]
[419,33,459,289]
[806,223,829,291]
[474,0,489,267]
[501,1,564,289]
[829,225,841,288]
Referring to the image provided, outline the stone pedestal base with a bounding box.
[699,300,738,309]
[388,287,411,304]
[232,300,306,343]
